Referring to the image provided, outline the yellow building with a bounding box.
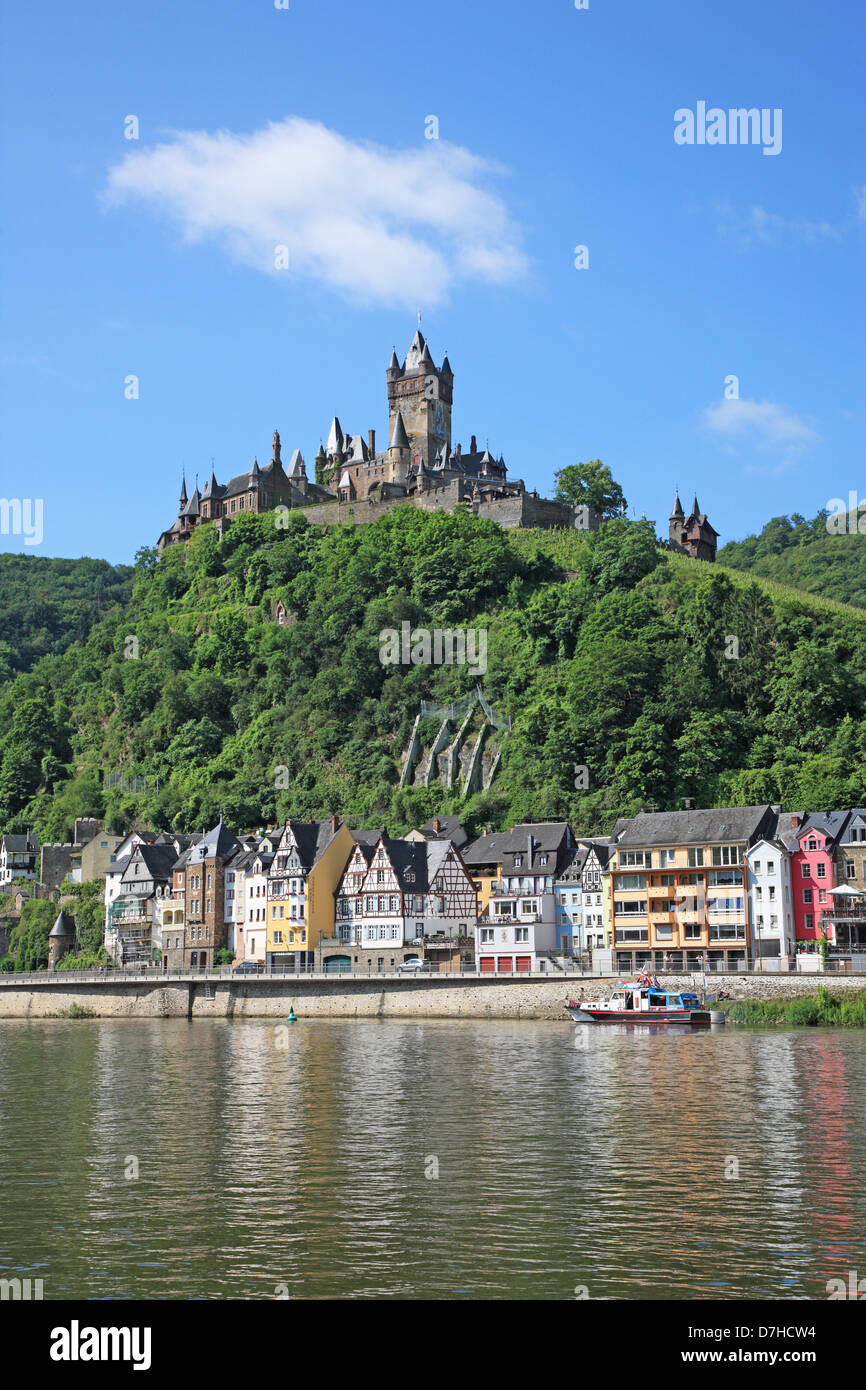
[267,819,354,969]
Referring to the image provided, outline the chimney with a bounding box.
[368,429,376,454]
[470,435,477,454]
[331,814,339,834]
[790,815,801,828]
[527,833,533,865]
[456,442,462,457]
[433,818,441,833]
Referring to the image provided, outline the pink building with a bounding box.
[791,812,850,947]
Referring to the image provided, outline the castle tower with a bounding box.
[669,491,684,545]
[387,410,411,487]
[48,909,75,969]
[387,329,452,469]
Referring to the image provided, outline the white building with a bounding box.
[334,835,476,965]
[746,836,796,960]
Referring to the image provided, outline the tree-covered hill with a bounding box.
[717,512,866,609]
[1,506,865,843]
[0,553,134,682]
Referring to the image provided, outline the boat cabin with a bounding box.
[609,986,686,1011]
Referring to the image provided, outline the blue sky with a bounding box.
[1,0,863,563]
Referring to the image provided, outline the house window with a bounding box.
[513,855,522,867]
[803,889,813,904]
[802,864,811,877]
[515,928,529,943]
[688,849,705,867]
[816,863,826,879]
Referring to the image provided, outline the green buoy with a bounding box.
[287,1007,297,1023]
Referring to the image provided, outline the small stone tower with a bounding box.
[48,909,75,970]
[386,330,452,467]
[668,491,718,562]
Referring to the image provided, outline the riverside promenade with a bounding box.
[0,968,864,1020]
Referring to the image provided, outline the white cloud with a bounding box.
[715,184,866,246]
[702,397,819,473]
[103,117,529,307]
[703,397,818,447]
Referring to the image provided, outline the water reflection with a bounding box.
[0,1018,864,1301]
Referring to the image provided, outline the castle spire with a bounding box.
[389,410,409,450]
[272,430,282,466]
[180,473,188,507]
[670,491,684,520]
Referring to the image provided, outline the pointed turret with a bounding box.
[387,348,401,376]
[389,410,409,450]
[287,448,306,478]
[326,417,344,458]
[202,469,219,499]
[250,458,261,483]
[180,474,188,508]
[404,329,426,372]
[691,493,701,519]
[441,354,453,377]
[670,491,684,520]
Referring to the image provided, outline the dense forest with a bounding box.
[0,553,134,682]
[717,511,866,609]
[0,505,865,846]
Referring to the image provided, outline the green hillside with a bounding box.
[1,507,865,843]
[717,512,866,609]
[0,552,134,682]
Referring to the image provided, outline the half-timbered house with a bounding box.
[328,835,476,971]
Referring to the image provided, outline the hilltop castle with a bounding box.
[157,330,717,555]
[667,492,718,562]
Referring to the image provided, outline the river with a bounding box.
[1,1018,864,1300]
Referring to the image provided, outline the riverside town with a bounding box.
[3,803,865,979]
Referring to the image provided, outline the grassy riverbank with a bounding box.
[720,987,866,1028]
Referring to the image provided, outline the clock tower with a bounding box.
[386,330,453,466]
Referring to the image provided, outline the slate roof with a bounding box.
[613,805,774,848]
[419,815,468,848]
[797,810,851,849]
[124,843,181,882]
[2,833,39,853]
[462,822,572,873]
[840,810,866,844]
[555,845,589,884]
[50,909,74,937]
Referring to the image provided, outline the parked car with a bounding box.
[397,957,433,973]
[233,961,263,974]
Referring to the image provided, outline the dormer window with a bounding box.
[513,855,522,867]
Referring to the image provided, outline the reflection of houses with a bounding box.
[323,834,475,973]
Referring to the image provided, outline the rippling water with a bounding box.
[0,1018,864,1300]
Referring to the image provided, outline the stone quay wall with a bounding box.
[0,972,863,1021]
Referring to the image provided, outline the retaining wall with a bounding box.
[0,972,863,1021]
